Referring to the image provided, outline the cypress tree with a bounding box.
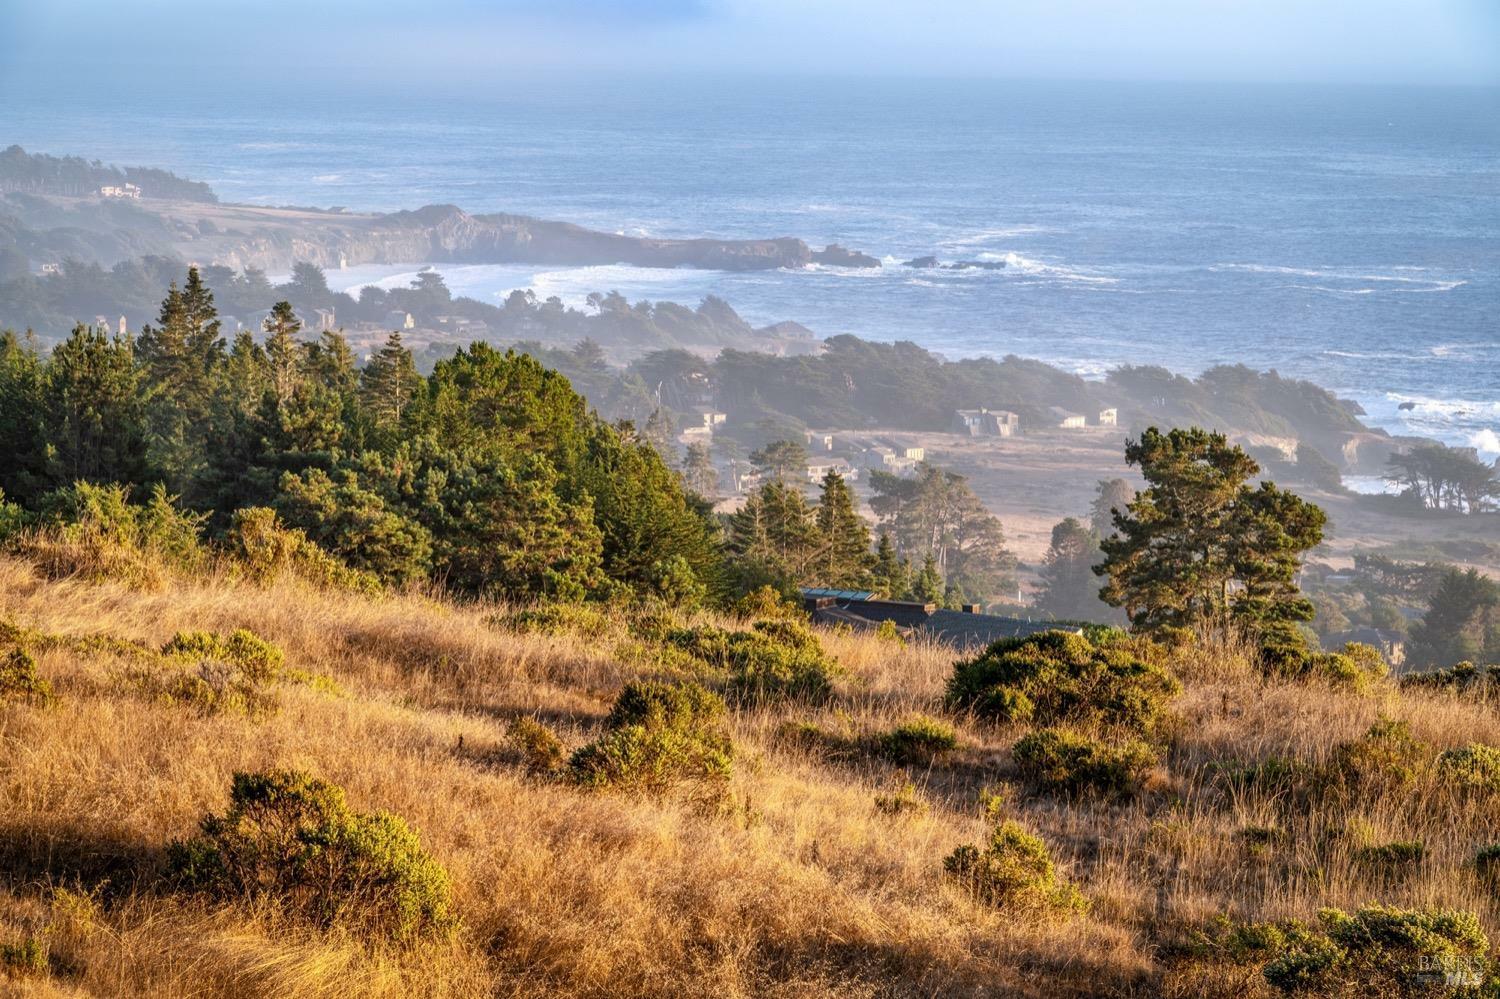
[263,301,303,407]
[813,469,873,588]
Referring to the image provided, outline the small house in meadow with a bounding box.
[1048,407,1087,429]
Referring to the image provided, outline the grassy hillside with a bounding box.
[3,554,1500,997]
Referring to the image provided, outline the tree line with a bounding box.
[0,268,720,604]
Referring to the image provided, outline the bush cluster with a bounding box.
[508,716,566,774]
[1331,717,1427,794]
[878,715,959,764]
[0,646,54,706]
[161,628,285,680]
[945,630,1179,737]
[1261,635,1389,692]
[1250,906,1490,996]
[498,603,613,639]
[169,770,452,941]
[666,619,840,702]
[943,819,1086,917]
[568,680,733,792]
[226,507,381,594]
[0,936,48,977]
[1011,728,1157,799]
[1436,744,1500,794]
[1403,661,1500,696]
[1,482,207,589]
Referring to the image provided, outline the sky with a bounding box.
[1,0,1498,89]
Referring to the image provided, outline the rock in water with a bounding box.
[812,244,882,268]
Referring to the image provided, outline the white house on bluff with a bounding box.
[951,407,1019,437]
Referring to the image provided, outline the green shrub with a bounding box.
[1237,825,1287,857]
[878,715,959,764]
[873,778,928,817]
[568,681,733,792]
[874,619,905,644]
[1436,744,1500,794]
[499,603,613,639]
[0,935,47,977]
[1403,661,1500,696]
[1473,844,1500,886]
[156,659,280,718]
[161,628,285,681]
[731,585,803,621]
[226,507,381,594]
[508,716,565,774]
[0,647,54,706]
[1011,728,1157,798]
[1267,640,1388,692]
[168,770,451,941]
[1212,754,1324,798]
[1355,840,1425,874]
[943,819,1087,917]
[667,619,839,702]
[1260,905,1490,996]
[1332,716,1427,793]
[9,482,208,588]
[945,630,1179,737]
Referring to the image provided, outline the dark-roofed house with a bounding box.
[800,589,1078,649]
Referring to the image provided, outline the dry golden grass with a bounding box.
[2,554,1499,997]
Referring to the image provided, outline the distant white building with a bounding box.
[1048,407,1087,429]
[951,407,1019,437]
[1098,407,1118,427]
[688,407,728,433]
[384,310,415,331]
[807,459,858,483]
[99,183,142,199]
[39,262,61,276]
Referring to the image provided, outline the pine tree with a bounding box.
[1035,517,1109,622]
[360,332,419,435]
[40,323,148,487]
[1408,568,1500,667]
[306,329,358,398]
[263,301,303,407]
[135,267,226,487]
[872,531,908,598]
[750,438,808,486]
[682,441,718,499]
[1098,427,1325,644]
[644,408,677,465]
[1090,478,1135,537]
[812,470,873,588]
[913,552,944,605]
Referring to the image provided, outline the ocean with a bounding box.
[5,76,1498,451]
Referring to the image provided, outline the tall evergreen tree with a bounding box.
[40,323,147,487]
[750,438,808,486]
[682,441,718,499]
[1407,568,1500,668]
[913,552,944,605]
[1097,427,1325,645]
[135,267,225,486]
[872,531,909,599]
[812,470,874,588]
[1035,517,1109,622]
[0,330,45,501]
[360,331,419,436]
[263,301,303,407]
[1090,478,1135,538]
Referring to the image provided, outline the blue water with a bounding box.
[5,77,1498,450]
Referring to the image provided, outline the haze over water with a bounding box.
[8,77,1498,451]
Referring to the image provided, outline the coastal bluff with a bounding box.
[17,194,859,274]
